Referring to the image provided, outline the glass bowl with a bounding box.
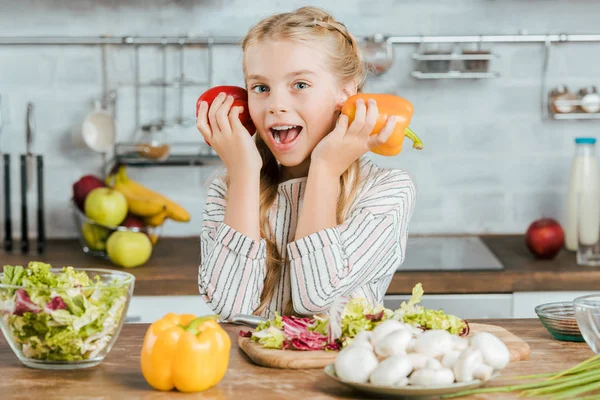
[573,294,600,353]
[534,301,584,342]
[0,266,134,370]
[70,200,161,259]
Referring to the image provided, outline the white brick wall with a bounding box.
[0,0,599,237]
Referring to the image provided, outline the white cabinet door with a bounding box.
[384,294,513,319]
[512,292,593,318]
[126,296,215,323]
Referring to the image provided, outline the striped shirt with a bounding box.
[198,156,416,321]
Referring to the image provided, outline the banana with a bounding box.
[114,166,191,223]
[144,210,169,227]
[108,168,168,217]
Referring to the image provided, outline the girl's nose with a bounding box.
[268,103,288,114]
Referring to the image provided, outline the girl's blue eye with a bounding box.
[293,82,309,90]
[251,85,269,93]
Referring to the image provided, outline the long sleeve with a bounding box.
[287,169,416,314]
[198,178,267,320]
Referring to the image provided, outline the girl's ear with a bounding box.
[335,80,358,111]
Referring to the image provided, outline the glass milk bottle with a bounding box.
[565,137,600,254]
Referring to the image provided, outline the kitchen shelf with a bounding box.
[547,97,600,120]
[410,44,499,79]
[411,52,498,61]
[103,141,222,175]
[411,71,499,79]
[550,113,600,120]
[138,78,209,88]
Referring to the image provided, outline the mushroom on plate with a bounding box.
[369,356,413,386]
[452,346,494,382]
[470,332,510,370]
[414,329,455,358]
[374,329,412,358]
[409,367,455,386]
[334,345,378,383]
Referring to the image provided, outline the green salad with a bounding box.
[0,262,129,361]
[243,283,468,351]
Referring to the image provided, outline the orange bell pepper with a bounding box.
[140,313,231,393]
[341,93,423,156]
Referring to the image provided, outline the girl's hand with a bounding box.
[196,92,262,176]
[311,99,397,178]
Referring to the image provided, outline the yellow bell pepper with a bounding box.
[140,313,231,393]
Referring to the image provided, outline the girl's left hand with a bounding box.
[311,99,397,177]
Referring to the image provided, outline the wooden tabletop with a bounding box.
[0,319,596,399]
[1,235,599,296]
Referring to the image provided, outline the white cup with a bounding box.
[72,101,116,152]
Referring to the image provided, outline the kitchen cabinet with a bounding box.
[384,293,513,319]
[126,295,214,323]
[512,291,592,318]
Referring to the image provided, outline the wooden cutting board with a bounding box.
[238,323,531,369]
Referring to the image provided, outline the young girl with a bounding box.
[196,6,416,321]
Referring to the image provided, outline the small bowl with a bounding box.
[573,294,600,353]
[534,301,584,342]
[0,267,134,370]
[70,200,161,259]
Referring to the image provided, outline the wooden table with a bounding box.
[2,236,600,296]
[0,319,596,399]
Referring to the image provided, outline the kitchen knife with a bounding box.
[20,154,28,253]
[230,314,268,328]
[26,102,34,192]
[3,154,12,251]
[36,155,45,254]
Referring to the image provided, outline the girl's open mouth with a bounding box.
[269,125,303,151]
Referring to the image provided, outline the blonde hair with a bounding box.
[231,6,366,316]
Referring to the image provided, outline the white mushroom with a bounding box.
[453,346,483,382]
[335,345,379,383]
[425,358,443,370]
[406,337,417,353]
[473,363,494,381]
[369,356,413,386]
[470,332,510,370]
[351,331,374,351]
[441,350,461,369]
[407,353,430,370]
[394,377,409,387]
[409,368,455,386]
[374,329,412,358]
[452,336,469,351]
[370,320,406,346]
[414,329,455,358]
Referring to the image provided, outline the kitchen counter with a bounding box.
[1,235,599,296]
[0,319,595,399]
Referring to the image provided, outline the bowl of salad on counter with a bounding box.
[0,262,134,370]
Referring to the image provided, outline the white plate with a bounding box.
[323,364,488,398]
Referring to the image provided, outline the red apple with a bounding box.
[525,218,565,259]
[121,215,145,230]
[73,175,107,211]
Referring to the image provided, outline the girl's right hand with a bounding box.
[196,92,262,176]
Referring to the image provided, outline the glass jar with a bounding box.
[137,122,170,161]
[579,86,600,113]
[419,43,453,73]
[362,34,394,76]
[549,85,578,114]
[461,42,491,73]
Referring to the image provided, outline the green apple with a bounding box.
[106,231,153,268]
[81,222,111,251]
[84,188,128,227]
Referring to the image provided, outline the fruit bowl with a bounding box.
[70,200,161,259]
[0,264,134,370]
[535,301,584,342]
